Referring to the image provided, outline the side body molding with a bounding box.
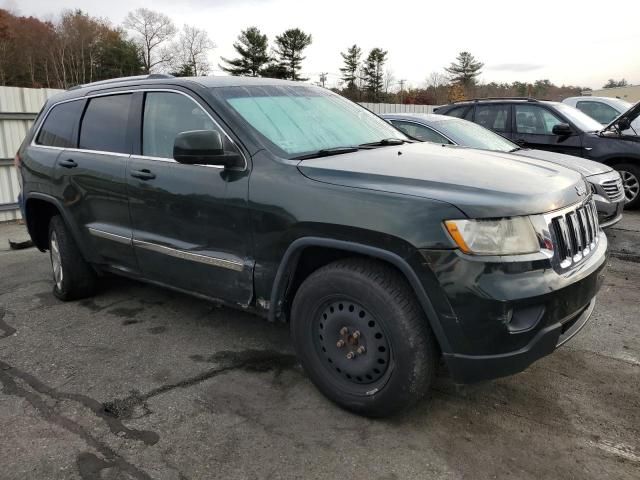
[267,236,452,353]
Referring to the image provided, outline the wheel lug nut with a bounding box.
[356,346,366,354]
[336,340,345,348]
[340,327,348,335]
[352,331,360,340]
[346,352,355,360]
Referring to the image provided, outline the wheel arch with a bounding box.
[268,237,452,353]
[24,193,86,256]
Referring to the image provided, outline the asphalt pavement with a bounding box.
[0,214,638,480]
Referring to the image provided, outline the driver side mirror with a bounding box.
[173,130,243,168]
[552,123,573,136]
[617,118,631,131]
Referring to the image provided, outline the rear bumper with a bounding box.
[443,298,595,383]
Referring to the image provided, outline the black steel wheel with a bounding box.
[291,258,439,417]
[314,299,392,389]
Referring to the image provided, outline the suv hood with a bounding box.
[603,100,640,133]
[297,143,587,218]
[510,148,612,176]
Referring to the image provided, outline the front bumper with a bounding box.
[443,298,595,383]
[419,232,607,383]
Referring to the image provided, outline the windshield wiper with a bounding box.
[359,138,410,147]
[293,146,359,160]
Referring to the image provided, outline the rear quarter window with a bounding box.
[36,100,84,148]
[79,94,133,154]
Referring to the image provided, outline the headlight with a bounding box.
[444,217,540,255]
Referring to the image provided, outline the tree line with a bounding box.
[0,8,216,89]
[0,7,607,103]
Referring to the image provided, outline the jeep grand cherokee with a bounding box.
[16,75,607,416]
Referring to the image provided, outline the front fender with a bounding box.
[267,236,453,353]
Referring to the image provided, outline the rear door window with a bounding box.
[474,104,510,132]
[36,100,84,148]
[79,94,133,154]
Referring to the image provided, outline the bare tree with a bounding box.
[426,71,448,104]
[384,68,395,94]
[169,25,214,76]
[124,8,176,73]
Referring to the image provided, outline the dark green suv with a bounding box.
[16,75,607,416]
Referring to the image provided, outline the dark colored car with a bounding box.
[16,75,607,416]
[434,98,640,208]
[382,113,625,227]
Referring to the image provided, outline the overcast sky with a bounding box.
[8,0,640,90]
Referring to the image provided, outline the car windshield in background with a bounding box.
[218,85,406,158]
[437,118,517,152]
[605,98,633,112]
[554,103,603,132]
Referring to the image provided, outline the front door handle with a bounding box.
[130,169,156,181]
[59,159,78,168]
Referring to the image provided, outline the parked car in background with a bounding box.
[382,113,625,227]
[17,75,607,417]
[434,98,640,208]
[563,96,639,134]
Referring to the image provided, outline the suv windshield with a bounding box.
[436,117,517,152]
[553,103,603,132]
[218,85,406,158]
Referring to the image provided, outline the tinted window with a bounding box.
[143,92,235,159]
[436,118,517,152]
[475,104,509,132]
[576,101,620,124]
[391,120,450,143]
[36,100,83,148]
[515,105,564,135]
[79,94,132,154]
[446,106,471,119]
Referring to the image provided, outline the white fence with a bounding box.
[0,87,62,222]
[359,103,436,114]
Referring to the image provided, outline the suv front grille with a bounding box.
[549,200,599,268]
[601,177,624,202]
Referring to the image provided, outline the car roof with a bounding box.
[441,98,559,107]
[44,74,309,104]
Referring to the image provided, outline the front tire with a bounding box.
[290,258,438,417]
[48,216,97,301]
[614,163,640,209]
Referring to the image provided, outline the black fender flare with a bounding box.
[268,237,452,353]
[24,192,91,259]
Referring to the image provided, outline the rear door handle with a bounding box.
[130,169,156,180]
[59,159,78,168]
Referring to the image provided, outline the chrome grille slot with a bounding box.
[601,177,624,201]
[549,200,599,269]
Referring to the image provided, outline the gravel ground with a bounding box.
[0,214,638,480]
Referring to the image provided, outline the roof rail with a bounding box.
[68,73,175,91]
[452,96,540,104]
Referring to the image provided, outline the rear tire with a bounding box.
[614,163,640,209]
[48,216,97,301]
[290,258,438,417]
